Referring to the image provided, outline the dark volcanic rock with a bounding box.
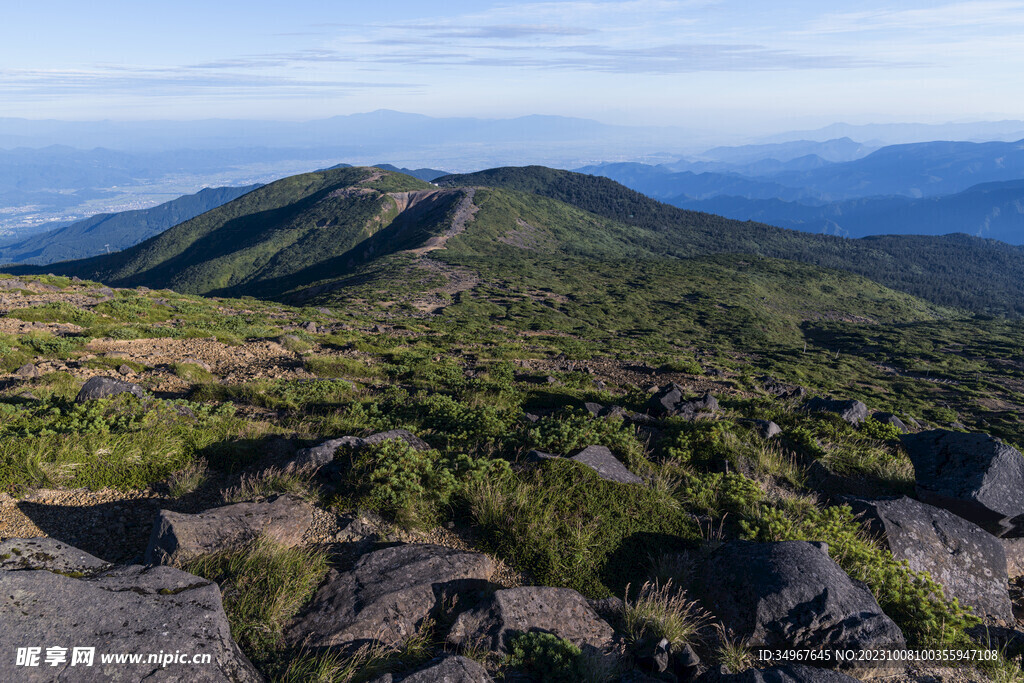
[288,429,431,471]
[569,445,643,484]
[901,430,1024,535]
[647,383,719,418]
[0,543,260,682]
[74,375,147,403]
[749,419,782,439]
[286,544,493,649]
[448,586,615,653]
[145,494,314,566]
[760,376,807,400]
[0,537,110,574]
[804,397,868,426]
[847,496,1012,623]
[699,664,860,682]
[369,655,492,683]
[689,541,905,652]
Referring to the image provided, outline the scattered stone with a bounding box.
[804,397,869,426]
[647,383,719,418]
[369,655,493,683]
[145,494,314,565]
[847,496,1013,623]
[760,376,807,400]
[317,307,331,316]
[522,412,540,423]
[0,544,260,682]
[13,363,39,378]
[636,636,671,674]
[304,321,319,333]
[689,541,905,653]
[872,412,910,433]
[584,401,604,416]
[545,375,558,384]
[286,544,494,649]
[74,375,147,403]
[569,445,643,484]
[901,430,1024,535]
[181,356,212,371]
[448,586,615,653]
[749,419,782,439]
[117,363,133,376]
[288,429,431,471]
[525,449,559,463]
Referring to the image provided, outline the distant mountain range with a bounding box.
[7,165,1024,316]
[0,184,260,265]
[578,137,1024,244]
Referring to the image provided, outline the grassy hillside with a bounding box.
[438,166,1024,315]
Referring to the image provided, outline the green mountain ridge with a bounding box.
[4,163,1022,322]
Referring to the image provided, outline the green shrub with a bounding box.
[505,632,584,683]
[469,459,698,597]
[861,417,902,441]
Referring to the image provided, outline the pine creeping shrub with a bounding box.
[469,459,698,598]
[739,503,980,648]
[344,439,511,527]
[527,408,646,469]
[676,471,764,517]
[860,416,903,442]
[504,632,586,683]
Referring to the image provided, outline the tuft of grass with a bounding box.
[167,458,209,498]
[715,624,754,674]
[223,466,319,504]
[172,362,214,383]
[621,580,712,647]
[185,537,329,663]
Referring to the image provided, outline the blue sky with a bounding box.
[3,0,1023,134]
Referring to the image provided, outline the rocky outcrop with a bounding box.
[0,541,260,682]
[447,586,615,653]
[760,376,807,400]
[145,494,314,565]
[847,496,1012,623]
[285,543,493,649]
[648,384,719,418]
[369,655,492,683]
[287,429,431,471]
[804,397,868,426]
[14,363,40,379]
[901,430,1024,535]
[688,541,905,652]
[74,376,147,403]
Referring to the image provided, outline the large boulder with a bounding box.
[847,496,1012,623]
[901,430,1024,535]
[0,541,260,682]
[647,384,719,418]
[285,543,493,649]
[804,397,868,426]
[145,494,314,565]
[699,665,860,682]
[447,586,615,653]
[688,541,905,652]
[0,537,110,574]
[287,429,431,471]
[369,655,492,683]
[569,445,643,484]
[75,376,147,403]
